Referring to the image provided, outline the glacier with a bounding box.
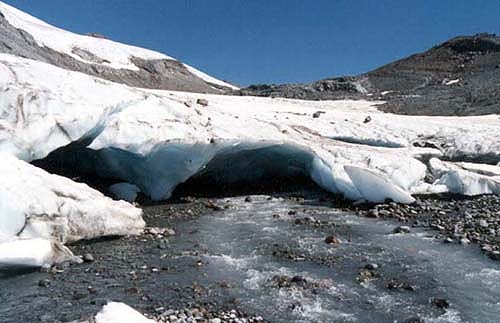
[0,53,499,207]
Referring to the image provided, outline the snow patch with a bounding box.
[95,302,155,323]
[184,64,239,90]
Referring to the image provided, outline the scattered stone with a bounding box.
[312,111,325,118]
[197,98,209,106]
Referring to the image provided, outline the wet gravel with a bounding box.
[357,194,500,260]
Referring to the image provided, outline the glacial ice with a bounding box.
[429,158,500,195]
[109,183,142,202]
[344,166,416,203]
[0,53,499,206]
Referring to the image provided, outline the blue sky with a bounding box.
[4,0,500,86]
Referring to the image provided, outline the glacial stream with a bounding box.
[1,195,499,322]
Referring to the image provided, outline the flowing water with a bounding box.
[166,196,500,323]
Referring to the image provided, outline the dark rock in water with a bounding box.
[197,98,209,106]
[244,196,253,203]
[364,263,379,270]
[393,226,411,234]
[363,116,372,123]
[291,275,308,285]
[432,298,450,309]
[38,279,50,288]
[324,235,341,244]
[404,316,425,323]
[386,279,416,291]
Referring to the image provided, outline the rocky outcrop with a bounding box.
[236,33,500,116]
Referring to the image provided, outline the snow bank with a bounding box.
[0,153,144,268]
[0,54,499,204]
[95,302,155,323]
[0,153,144,243]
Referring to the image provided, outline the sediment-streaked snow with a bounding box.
[0,54,499,204]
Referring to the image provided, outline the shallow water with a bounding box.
[1,195,499,322]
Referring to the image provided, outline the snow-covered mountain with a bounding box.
[0,1,499,270]
[0,1,238,92]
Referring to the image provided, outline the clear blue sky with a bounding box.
[4,0,500,86]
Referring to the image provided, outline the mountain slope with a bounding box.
[0,1,238,93]
[236,33,500,116]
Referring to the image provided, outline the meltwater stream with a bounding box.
[167,196,500,323]
[1,195,499,322]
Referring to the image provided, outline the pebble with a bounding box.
[82,253,95,263]
[364,263,379,270]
